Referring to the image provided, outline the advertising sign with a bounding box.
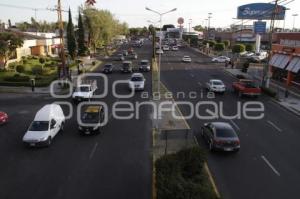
[254,21,267,34]
[177,17,184,25]
[237,3,286,20]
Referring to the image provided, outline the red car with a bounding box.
[0,112,8,125]
[232,79,261,97]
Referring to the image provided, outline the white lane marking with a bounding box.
[230,120,240,131]
[89,142,99,160]
[267,120,283,133]
[190,74,194,78]
[198,82,202,86]
[185,67,188,70]
[261,155,281,176]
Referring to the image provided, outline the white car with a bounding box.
[212,56,230,63]
[162,45,170,51]
[172,46,179,51]
[156,49,163,54]
[206,79,226,93]
[128,73,145,91]
[23,104,65,147]
[182,56,192,63]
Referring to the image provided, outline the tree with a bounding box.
[0,32,23,67]
[245,44,254,52]
[223,40,230,48]
[194,25,204,32]
[214,43,225,52]
[67,8,77,59]
[77,11,87,56]
[232,44,246,54]
[208,40,216,48]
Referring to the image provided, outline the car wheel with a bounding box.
[47,137,52,146]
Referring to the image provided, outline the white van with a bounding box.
[23,104,65,147]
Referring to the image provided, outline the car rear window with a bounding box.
[212,81,223,85]
[81,112,100,124]
[131,76,143,81]
[141,61,148,65]
[216,127,236,138]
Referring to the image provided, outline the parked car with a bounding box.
[78,105,105,135]
[139,60,151,72]
[201,122,240,152]
[206,79,226,93]
[182,55,192,63]
[172,46,179,51]
[22,104,65,147]
[121,61,133,73]
[122,50,128,56]
[156,49,163,54]
[232,79,261,97]
[114,54,125,61]
[0,111,8,125]
[102,63,113,74]
[162,45,170,51]
[212,56,230,63]
[128,73,145,91]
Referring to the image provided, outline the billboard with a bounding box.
[237,3,286,20]
[254,21,267,34]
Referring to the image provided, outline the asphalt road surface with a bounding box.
[0,41,153,199]
[160,46,300,199]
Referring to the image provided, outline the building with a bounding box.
[269,33,300,87]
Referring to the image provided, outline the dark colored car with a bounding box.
[102,64,113,74]
[121,61,133,73]
[201,122,240,152]
[127,53,138,60]
[114,54,125,61]
[139,60,151,72]
[0,111,8,125]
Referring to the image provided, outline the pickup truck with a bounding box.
[232,79,261,97]
[72,80,97,102]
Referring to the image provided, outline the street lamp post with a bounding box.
[208,13,212,39]
[188,18,192,32]
[292,14,298,31]
[145,7,177,130]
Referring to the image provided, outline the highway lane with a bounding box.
[0,41,153,199]
[160,46,300,199]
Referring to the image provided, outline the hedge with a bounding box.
[4,74,30,82]
[155,147,218,199]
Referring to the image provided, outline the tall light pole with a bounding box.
[188,18,192,32]
[57,0,66,78]
[208,13,212,39]
[292,14,298,31]
[145,6,177,130]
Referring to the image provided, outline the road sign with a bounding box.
[86,0,96,6]
[177,17,184,25]
[237,3,286,20]
[254,21,267,34]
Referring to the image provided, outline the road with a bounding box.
[0,41,153,199]
[160,46,300,199]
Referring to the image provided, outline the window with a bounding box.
[270,54,289,69]
[286,57,300,73]
[216,127,236,138]
[29,121,49,131]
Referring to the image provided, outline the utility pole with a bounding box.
[262,0,279,88]
[208,13,212,39]
[57,0,67,78]
[292,14,298,31]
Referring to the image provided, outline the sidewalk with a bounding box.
[225,68,300,116]
[0,58,102,95]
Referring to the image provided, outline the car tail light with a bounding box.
[214,140,224,145]
[234,140,240,145]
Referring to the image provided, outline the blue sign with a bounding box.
[254,21,267,34]
[237,3,286,20]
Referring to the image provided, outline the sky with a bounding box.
[0,0,299,29]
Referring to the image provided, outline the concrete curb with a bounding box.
[270,98,300,117]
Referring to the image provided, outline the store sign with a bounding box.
[254,21,267,34]
[237,3,286,20]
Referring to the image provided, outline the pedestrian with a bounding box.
[225,60,228,68]
[30,78,35,92]
[231,61,234,69]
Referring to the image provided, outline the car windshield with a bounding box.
[242,81,258,88]
[123,63,131,68]
[141,61,148,65]
[212,81,223,85]
[77,86,89,92]
[29,121,49,131]
[216,127,236,138]
[81,112,100,124]
[131,76,143,81]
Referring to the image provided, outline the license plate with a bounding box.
[85,131,90,135]
[30,143,35,146]
[224,148,233,151]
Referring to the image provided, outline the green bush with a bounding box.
[4,74,30,82]
[245,44,254,52]
[16,65,25,73]
[39,57,46,64]
[32,65,43,75]
[261,87,277,98]
[214,43,225,52]
[8,62,17,70]
[156,147,217,199]
[232,44,246,54]
[223,40,230,48]
[22,59,27,64]
[208,40,216,48]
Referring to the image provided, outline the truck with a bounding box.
[78,105,105,135]
[232,79,261,97]
[72,80,97,102]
